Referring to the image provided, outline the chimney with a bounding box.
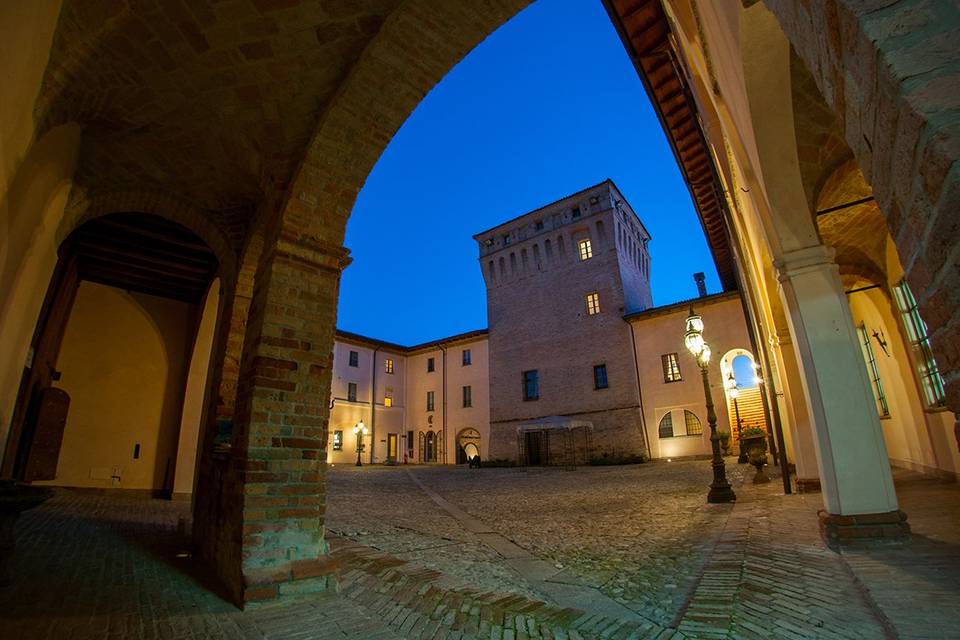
[694,272,707,297]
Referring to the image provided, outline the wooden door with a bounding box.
[4,250,80,479]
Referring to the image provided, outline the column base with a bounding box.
[243,558,340,605]
[818,510,910,549]
[796,477,821,493]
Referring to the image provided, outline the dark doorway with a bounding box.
[525,431,544,466]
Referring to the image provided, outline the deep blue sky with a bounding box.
[337,0,719,345]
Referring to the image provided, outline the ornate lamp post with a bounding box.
[727,372,748,464]
[684,309,736,503]
[353,419,368,467]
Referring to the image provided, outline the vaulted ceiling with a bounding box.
[37,0,403,245]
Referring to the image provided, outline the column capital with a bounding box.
[270,231,353,273]
[774,245,837,283]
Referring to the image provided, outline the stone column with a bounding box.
[775,245,908,544]
[229,231,350,603]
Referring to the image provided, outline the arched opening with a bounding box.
[456,428,482,465]
[4,212,222,500]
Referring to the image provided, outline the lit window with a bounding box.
[586,292,601,315]
[384,358,394,374]
[593,364,608,390]
[426,391,435,412]
[661,353,682,382]
[684,410,703,435]
[462,385,472,408]
[523,370,539,401]
[893,280,945,407]
[858,323,890,417]
[384,395,393,408]
[333,430,343,451]
[578,238,593,261]
[348,350,359,367]
[462,349,472,366]
[347,382,357,402]
[427,357,435,373]
[658,412,674,438]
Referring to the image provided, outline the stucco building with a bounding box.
[324,180,756,468]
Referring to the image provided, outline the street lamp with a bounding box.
[727,372,747,464]
[684,309,736,503]
[353,419,368,467]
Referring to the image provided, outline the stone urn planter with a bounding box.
[719,431,732,457]
[740,429,770,484]
[0,480,53,586]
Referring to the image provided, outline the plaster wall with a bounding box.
[404,348,445,461]
[849,289,960,479]
[172,280,221,497]
[432,338,490,462]
[630,293,753,460]
[36,281,194,491]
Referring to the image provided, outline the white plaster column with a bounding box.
[775,244,898,515]
[769,333,820,487]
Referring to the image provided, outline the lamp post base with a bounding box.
[708,481,737,503]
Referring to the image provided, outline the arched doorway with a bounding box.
[719,349,768,453]
[3,212,222,498]
[456,428,481,464]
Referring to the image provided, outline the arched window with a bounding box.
[684,410,703,436]
[658,412,674,438]
[544,238,553,261]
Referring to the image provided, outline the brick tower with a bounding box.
[474,180,652,462]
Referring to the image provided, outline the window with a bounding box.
[571,206,581,219]
[585,292,601,315]
[684,410,703,436]
[427,357,435,372]
[535,220,544,230]
[406,430,414,454]
[503,233,511,245]
[333,430,343,451]
[658,412,674,438]
[893,280,945,407]
[858,323,890,417]
[661,353,682,382]
[578,238,593,261]
[523,370,539,401]
[462,349,472,366]
[384,358,394,374]
[462,385,472,408]
[384,395,393,408]
[347,382,357,402]
[348,350,359,367]
[426,391,435,412]
[593,364,608,390]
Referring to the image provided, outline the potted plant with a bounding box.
[718,431,732,456]
[740,426,770,483]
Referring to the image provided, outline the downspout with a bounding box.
[627,319,652,459]
[370,346,380,464]
[439,345,447,464]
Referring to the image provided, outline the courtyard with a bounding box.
[1,460,958,639]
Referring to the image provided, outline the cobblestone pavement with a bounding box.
[1,461,958,639]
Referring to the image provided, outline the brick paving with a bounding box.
[1,461,958,639]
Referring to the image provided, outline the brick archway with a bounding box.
[763,0,960,411]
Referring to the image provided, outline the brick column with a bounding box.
[230,230,350,603]
[775,245,908,546]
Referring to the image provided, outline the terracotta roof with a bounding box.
[605,0,738,291]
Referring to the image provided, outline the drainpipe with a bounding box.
[369,346,380,464]
[627,319,652,459]
[439,345,447,464]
